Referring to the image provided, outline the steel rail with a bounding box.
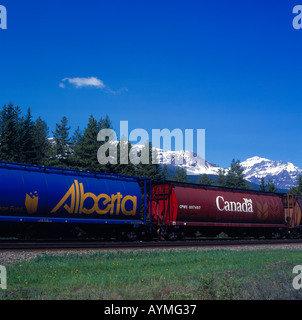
[0,238,302,250]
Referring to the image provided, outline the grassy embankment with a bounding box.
[1,248,302,300]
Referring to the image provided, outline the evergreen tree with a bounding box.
[172,167,190,182]
[161,164,170,180]
[197,174,213,185]
[51,116,71,165]
[0,104,51,165]
[19,108,36,164]
[216,168,226,187]
[259,177,266,192]
[225,159,250,189]
[98,115,112,131]
[259,177,278,193]
[74,115,112,171]
[289,175,302,195]
[74,115,99,170]
[266,178,277,193]
[68,126,83,167]
[33,116,51,165]
[108,139,136,176]
[0,102,22,162]
[70,126,82,152]
[96,115,114,173]
[135,141,163,180]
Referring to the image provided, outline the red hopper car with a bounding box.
[151,182,302,239]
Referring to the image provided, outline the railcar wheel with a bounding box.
[157,227,166,241]
[167,231,178,241]
[121,231,138,241]
[285,228,301,239]
[165,227,180,241]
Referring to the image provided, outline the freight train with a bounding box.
[0,161,301,240]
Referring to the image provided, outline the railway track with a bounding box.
[0,238,302,250]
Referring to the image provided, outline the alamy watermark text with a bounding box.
[97,121,205,168]
[0,5,7,29]
[293,5,302,29]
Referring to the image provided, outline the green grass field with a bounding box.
[1,248,302,300]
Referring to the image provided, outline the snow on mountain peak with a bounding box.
[150,147,301,190]
[239,157,302,190]
[153,147,221,176]
[49,136,301,190]
[132,146,301,189]
[243,156,270,163]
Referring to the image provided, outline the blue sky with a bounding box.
[0,0,301,168]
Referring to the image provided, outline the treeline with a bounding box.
[0,103,163,180]
[289,175,302,195]
[173,159,302,195]
[0,103,50,164]
[171,159,252,190]
[1,102,301,194]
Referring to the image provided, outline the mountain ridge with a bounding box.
[150,147,301,190]
[48,139,301,190]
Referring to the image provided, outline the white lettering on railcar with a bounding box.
[216,196,253,213]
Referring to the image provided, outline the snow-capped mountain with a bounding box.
[154,148,221,176]
[48,137,301,190]
[239,156,302,190]
[130,145,220,175]
[149,147,301,190]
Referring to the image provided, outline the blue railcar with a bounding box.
[0,162,150,230]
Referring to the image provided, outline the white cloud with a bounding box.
[59,76,127,94]
[60,76,105,89]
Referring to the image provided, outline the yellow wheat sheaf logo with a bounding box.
[256,201,269,220]
[25,191,39,214]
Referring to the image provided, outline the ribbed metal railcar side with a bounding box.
[0,162,151,238]
[151,181,302,238]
